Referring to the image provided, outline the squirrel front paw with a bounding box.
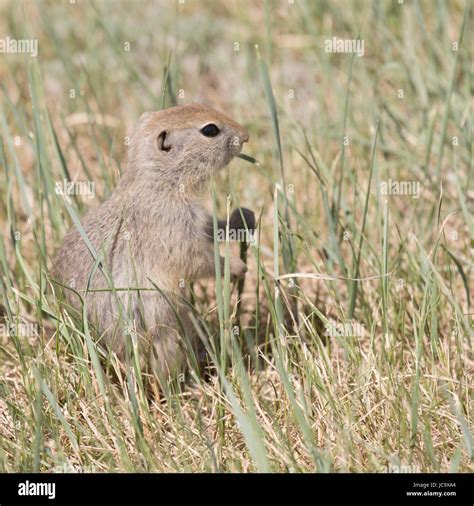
[230,257,248,281]
[230,208,256,231]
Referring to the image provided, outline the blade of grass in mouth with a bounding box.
[238,153,260,165]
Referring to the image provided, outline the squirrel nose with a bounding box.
[240,130,249,143]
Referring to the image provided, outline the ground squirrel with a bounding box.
[53,103,255,384]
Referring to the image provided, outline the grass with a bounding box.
[0,0,472,473]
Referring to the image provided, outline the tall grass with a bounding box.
[0,0,472,473]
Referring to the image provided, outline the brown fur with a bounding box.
[53,104,250,384]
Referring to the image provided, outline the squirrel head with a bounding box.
[128,104,249,191]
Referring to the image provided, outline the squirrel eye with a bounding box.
[200,123,220,137]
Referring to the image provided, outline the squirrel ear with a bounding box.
[156,130,171,152]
